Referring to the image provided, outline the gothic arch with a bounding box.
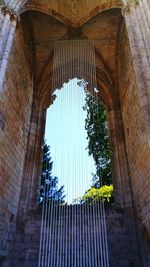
[16,6,131,214]
[0,1,150,264]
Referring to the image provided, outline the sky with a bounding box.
[45,78,96,204]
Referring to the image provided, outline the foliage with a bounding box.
[39,141,65,204]
[83,90,112,185]
[76,185,114,205]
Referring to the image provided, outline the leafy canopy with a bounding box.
[77,185,114,204]
[83,89,112,186]
[75,84,114,205]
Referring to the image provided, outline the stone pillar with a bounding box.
[124,0,150,140]
[18,99,46,215]
[108,105,133,209]
[122,0,150,235]
[108,108,125,207]
[0,2,19,92]
[29,107,46,209]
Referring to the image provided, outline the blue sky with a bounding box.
[45,78,96,203]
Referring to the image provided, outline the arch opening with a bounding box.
[1,2,150,265]
[38,75,112,266]
[40,78,113,205]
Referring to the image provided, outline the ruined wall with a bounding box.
[0,0,150,265]
[0,22,33,259]
[118,20,150,236]
[8,206,149,267]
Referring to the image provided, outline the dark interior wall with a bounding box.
[9,207,146,267]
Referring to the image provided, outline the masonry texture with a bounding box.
[5,207,150,267]
[0,20,33,259]
[0,0,150,265]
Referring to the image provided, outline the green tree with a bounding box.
[83,90,112,186]
[40,141,65,204]
[77,185,114,205]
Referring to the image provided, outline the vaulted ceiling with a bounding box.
[20,0,124,107]
[21,0,123,27]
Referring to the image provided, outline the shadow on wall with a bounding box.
[0,257,9,267]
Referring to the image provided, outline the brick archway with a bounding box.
[0,0,150,265]
[18,7,132,215]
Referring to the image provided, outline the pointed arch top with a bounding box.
[2,0,140,20]
[6,0,125,26]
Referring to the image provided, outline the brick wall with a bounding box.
[0,22,33,258]
[118,21,150,236]
[7,206,150,267]
[0,1,150,263]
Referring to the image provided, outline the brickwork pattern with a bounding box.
[0,22,33,257]
[118,17,150,237]
[0,0,150,263]
[9,207,149,267]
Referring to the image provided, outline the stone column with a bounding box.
[0,2,19,92]
[123,0,150,235]
[123,0,150,140]
[18,98,46,215]
[108,105,133,209]
[108,109,125,207]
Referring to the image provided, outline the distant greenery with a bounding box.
[75,83,114,205]
[83,89,112,186]
[39,141,65,204]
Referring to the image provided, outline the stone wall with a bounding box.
[5,206,150,267]
[0,0,150,265]
[118,19,150,237]
[0,21,33,259]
